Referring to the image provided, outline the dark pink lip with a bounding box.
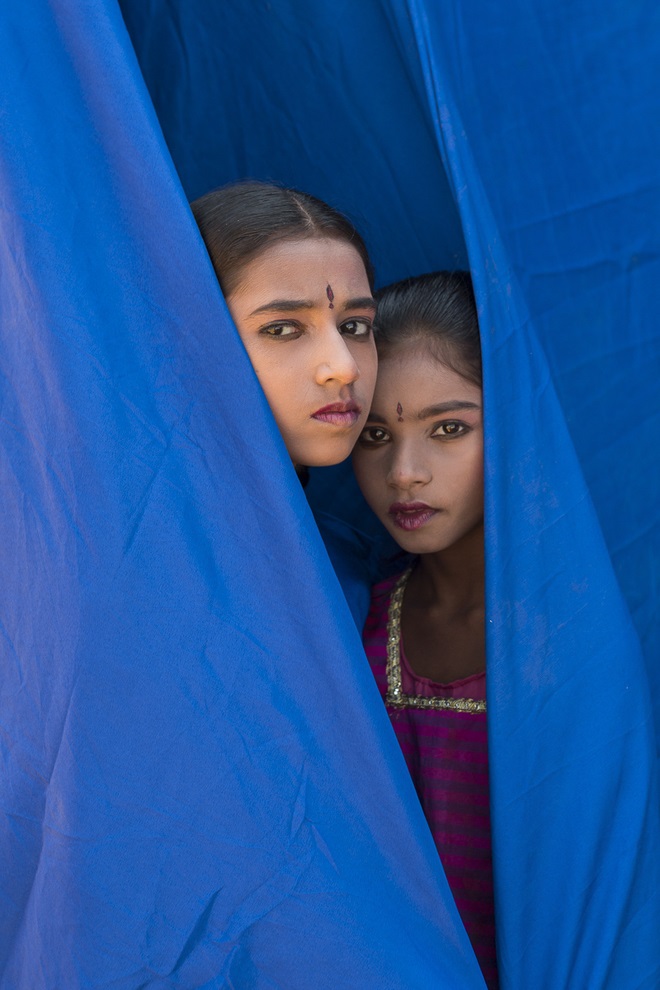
[311,401,361,427]
[388,501,438,532]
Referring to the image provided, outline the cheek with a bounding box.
[352,452,386,504]
[462,451,485,509]
[243,361,306,437]
[243,345,307,409]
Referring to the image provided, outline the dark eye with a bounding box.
[431,421,468,438]
[261,322,301,339]
[358,426,390,445]
[341,318,372,338]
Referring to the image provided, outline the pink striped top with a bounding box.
[363,573,498,990]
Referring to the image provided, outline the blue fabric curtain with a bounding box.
[121,0,660,710]
[1,1,658,988]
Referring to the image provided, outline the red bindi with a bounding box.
[326,284,335,309]
[397,402,404,422]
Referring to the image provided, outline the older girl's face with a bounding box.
[226,237,378,467]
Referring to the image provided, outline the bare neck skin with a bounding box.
[401,520,485,683]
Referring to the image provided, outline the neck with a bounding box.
[295,464,309,487]
[414,521,485,612]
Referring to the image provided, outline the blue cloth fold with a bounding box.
[2,0,659,987]
[0,1,486,986]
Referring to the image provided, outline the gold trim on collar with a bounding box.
[385,568,487,714]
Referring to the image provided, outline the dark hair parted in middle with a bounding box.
[375,271,481,386]
[190,181,375,297]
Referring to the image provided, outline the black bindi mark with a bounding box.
[396,402,404,422]
[326,284,335,309]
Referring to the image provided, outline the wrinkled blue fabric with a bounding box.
[0,3,484,987]
[1,1,659,989]
[121,0,660,731]
[394,4,660,985]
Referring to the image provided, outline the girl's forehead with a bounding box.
[232,237,368,298]
[376,332,465,363]
[373,347,482,407]
[376,344,462,383]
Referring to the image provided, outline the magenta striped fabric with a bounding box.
[363,575,498,990]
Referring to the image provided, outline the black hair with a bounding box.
[190,180,374,296]
[374,271,481,386]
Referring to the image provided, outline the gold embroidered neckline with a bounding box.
[385,568,487,714]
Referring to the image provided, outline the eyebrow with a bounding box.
[249,296,376,317]
[417,400,481,418]
[367,400,481,423]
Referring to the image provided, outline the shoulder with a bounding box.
[364,571,406,635]
[371,572,401,603]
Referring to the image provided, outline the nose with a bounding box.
[386,440,432,491]
[314,328,360,386]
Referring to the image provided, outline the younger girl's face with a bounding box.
[226,237,377,467]
[352,344,484,555]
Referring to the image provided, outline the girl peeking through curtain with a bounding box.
[352,272,497,989]
[191,180,383,623]
[191,183,495,986]
[190,180,378,475]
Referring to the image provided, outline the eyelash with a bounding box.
[340,318,372,338]
[431,421,469,438]
[259,324,295,340]
[358,421,470,446]
[358,426,390,445]
[260,318,373,340]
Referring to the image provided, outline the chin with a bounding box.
[383,526,443,556]
[292,440,354,469]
